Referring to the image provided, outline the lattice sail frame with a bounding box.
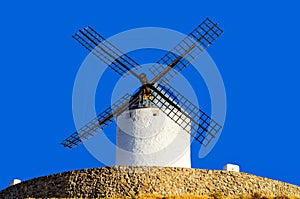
[61,93,137,149]
[73,26,141,77]
[62,18,223,149]
[149,18,223,86]
[148,83,222,146]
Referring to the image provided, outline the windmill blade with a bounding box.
[148,83,222,147]
[149,18,223,85]
[73,26,141,79]
[61,93,140,149]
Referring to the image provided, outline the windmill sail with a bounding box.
[62,18,224,151]
[148,83,222,147]
[61,93,138,149]
[149,18,223,85]
[73,26,141,78]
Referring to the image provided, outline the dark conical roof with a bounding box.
[129,83,179,109]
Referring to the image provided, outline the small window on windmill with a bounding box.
[152,110,159,116]
[126,112,131,118]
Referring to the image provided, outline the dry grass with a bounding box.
[25,195,300,199]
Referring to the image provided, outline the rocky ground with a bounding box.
[1,166,300,199]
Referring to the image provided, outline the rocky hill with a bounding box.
[0,166,299,198]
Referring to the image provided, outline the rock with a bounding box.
[0,166,300,199]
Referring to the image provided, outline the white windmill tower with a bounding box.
[61,18,223,168]
[115,83,192,167]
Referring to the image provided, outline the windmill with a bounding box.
[62,18,224,168]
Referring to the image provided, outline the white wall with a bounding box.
[116,107,191,168]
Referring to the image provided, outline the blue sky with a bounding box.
[0,0,300,190]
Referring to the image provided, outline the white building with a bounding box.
[223,164,240,172]
[9,179,21,186]
[116,85,191,168]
